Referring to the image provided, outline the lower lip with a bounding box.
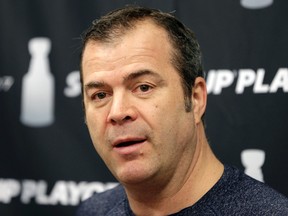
[113,141,146,156]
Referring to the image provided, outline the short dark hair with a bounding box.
[80,5,204,116]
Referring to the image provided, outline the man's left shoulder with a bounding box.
[225,166,288,214]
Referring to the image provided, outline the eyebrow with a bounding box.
[84,81,105,93]
[84,69,163,93]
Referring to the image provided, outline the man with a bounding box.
[77,6,288,215]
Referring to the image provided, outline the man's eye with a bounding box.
[139,84,151,92]
[94,92,107,100]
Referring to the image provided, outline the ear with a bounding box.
[192,77,207,124]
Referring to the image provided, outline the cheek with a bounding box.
[152,94,192,136]
[86,110,107,142]
[86,117,108,159]
[144,101,180,133]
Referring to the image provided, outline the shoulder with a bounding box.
[198,165,288,215]
[76,184,127,216]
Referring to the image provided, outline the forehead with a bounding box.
[81,20,174,73]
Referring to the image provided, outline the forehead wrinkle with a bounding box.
[123,69,162,83]
[83,55,122,72]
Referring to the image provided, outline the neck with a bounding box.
[123,124,224,216]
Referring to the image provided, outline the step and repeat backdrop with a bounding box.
[0,0,287,215]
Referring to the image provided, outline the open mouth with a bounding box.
[115,139,146,148]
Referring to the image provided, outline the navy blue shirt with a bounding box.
[76,165,288,215]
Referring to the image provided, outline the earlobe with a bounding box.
[192,77,207,124]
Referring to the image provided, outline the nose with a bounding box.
[107,93,137,125]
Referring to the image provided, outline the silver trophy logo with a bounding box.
[241,149,265,182]
[241,0,273,9]
[20,37,55,127]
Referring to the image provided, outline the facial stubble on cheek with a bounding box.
[184,96,192,112]
[180,77,193,113]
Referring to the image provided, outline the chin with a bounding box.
[114,164,156,186]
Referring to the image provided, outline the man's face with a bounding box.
[82,20,198,186]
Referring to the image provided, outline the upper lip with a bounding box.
[112,137,147,148]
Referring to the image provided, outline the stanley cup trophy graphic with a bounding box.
[20,37,55,127]
[241,149,265,182]
[241,0,273,9]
